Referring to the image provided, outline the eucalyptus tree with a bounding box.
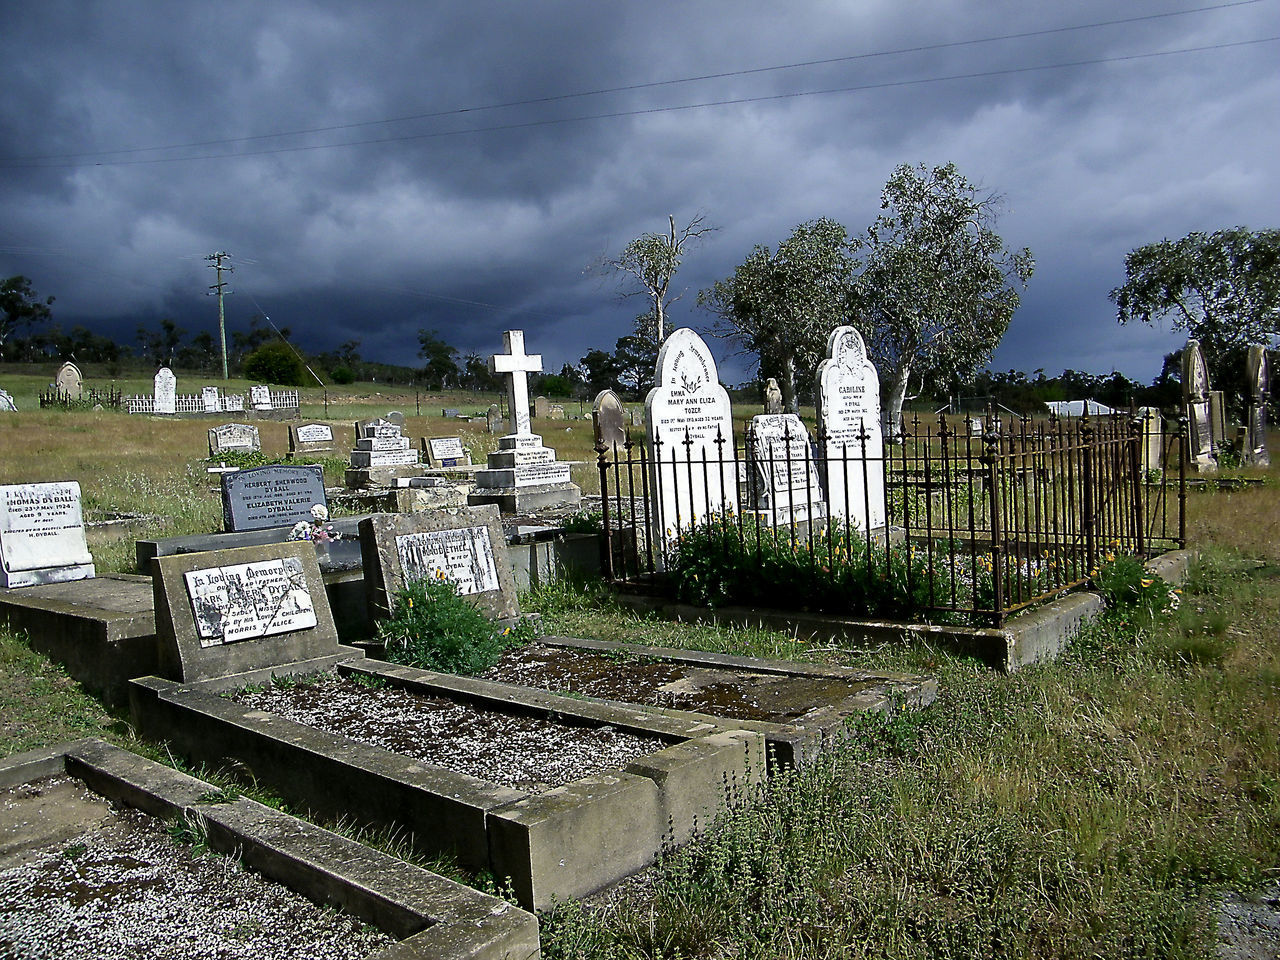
[856,162,1034,435]
[603,213,715,343]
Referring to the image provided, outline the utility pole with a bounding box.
[205,251,233,379]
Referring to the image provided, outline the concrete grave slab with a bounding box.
[0,739,540,960]
[0,481,95,588]
[221,464,326,532]
[288,421,337,457]
[359,504,519,622]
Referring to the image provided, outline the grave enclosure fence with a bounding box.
[592,410,1187,627]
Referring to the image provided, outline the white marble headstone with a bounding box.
[489,330,541,436]
[816,326,885,530]
[747,414,824,523]
[202,386,220,412]
[153,367,177,415]
[55,362,83,399]
[0,481,95,588]
[0,389,15,412]
[250,384,271,410]
[644,328,738,536]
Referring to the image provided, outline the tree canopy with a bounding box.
[602,213,714,343]
[0,275,54,359]
[417,328,460,388]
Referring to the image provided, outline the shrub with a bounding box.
[329,365,355,384]
[377,576,535,675]
[243,341,306,386]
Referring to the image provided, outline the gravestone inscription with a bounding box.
[746,414,825,522]
[816,326,886,530]
[54,362,83,399]
[221,464,327,532]
[202,386,220,413]
[208,423,261,457]
[424,436,469,468]
[154,367,177,415]
[290,422,336,456]
[0,481,95,588]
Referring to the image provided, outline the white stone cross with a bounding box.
[488,330,542,435]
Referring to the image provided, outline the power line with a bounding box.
[4,35,1272,170]
[5,0,1267,165]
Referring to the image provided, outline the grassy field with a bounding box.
[0,378,1277,958]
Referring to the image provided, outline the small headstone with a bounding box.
[54,362,83,399]
[592,389,626,453]
[208,423,261,457]
[359,504,519,623]
[386,410,406,428]
[764,378,783,415]
[289,422,337,457]
[221,464,327,532]
[486,404,503,435]
[154,367,177,415]
[441,408,460,419]
[202,386,220,413]
[746,414,825,523]
[1181,339,1216,473]
[1137,407,1163,473]
[1245,344,1270,467]
[223,394,245,412]
[250,384,272,410]
[152,542,346,684]
[0,481,95,588]
[1208,390,1228,451]
[423,436,471,468]
[645,328,737,537]
[816,326,886,530]
[533,396,551,420]
[629,408,643,427]
[0,389,16,412]
[547,403,565,421]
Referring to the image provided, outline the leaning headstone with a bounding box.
[0,389,16,412]
[152,541,350,684]
[764,378,783,415]
[359,504,519,623]
[592,389,626,453]
[816,326,886,530]
[289,422,337,457]
[1208,390,1228,451]
[1181,339,1216,473]
[423,436,471,468]
[1137,407,1164,473]
[250,384,272,411]
[0,481,95,588]
[746,414,825,523]
[208,422,261,457]
[469,331,581,513]
[54,361,83,399]
[486,404,503,435]
[221,464,327,532]
[1245,344,1270,467]
[533,396,552,420]
[645,328,737,537]
[154,367,177,415]
[202,386,220,413]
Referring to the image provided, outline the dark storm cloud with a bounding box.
[1,0,1277,385]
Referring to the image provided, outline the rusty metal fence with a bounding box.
[592,409,1186,626]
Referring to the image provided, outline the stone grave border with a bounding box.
[129,656,765,911]
[0,738,539,960]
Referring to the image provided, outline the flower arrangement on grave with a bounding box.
[288,504,341,543]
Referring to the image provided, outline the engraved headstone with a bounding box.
[154,367,177,415]
[152,542,348,684]
[54,361,83,399]
[221,464,326,532]
[533,396,551,420]
[1209,390,1228,451]
[0,481,95,588]
[359,505,519,623]
[250,384,272,410]
[746,414,825,523]
[764,378,783,415]
[816,326,886,530]
[386,410,406,429]
[547,403,565,421]
[1181,339,1216,473]
[350,418,420,468]
[202,386,220,413]
[1245,344,1270,467]
[223,394,245,412]
[592,389,626,453]
[208,422,261,457]
[0,389,16,412]
[645,328,737,538]
[289,422,337,456]
[441,408,460,419]
[423,436,470,468]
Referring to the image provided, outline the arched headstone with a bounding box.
[153,367,177,415]
[1180,339,1215,472]
[592,389,626,453]
[55,362,83,399]
[816,326,885,530]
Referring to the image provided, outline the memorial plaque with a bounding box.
[154,367,177,415]
[185,556,317,646]
[425,436,468,467]
[359,505,519,621]
[208,422,261,457]
[644,328,737,536]
[221,464,327,532]
[0,481,95,588]
[816,326,886,529]
[297,423,334,444]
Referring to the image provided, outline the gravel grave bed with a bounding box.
[232,672,669,793]
[479,643,877,723]
[0,777,394,960]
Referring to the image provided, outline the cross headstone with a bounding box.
[489,330,541,436]
[645,328,737,538]
[764,378,783,415]
[55,362,83,399]
[816,326,886,530]
[208,422,261,457]
[1245,344,1270,467]
[202,386,220,413]
[221,464,327,532]
[746,414,825,524]
[359,504,520,623]
[154,367,177,415]
[592,389,626,453]
[1181,339,1216,473]
[0,481,95,588]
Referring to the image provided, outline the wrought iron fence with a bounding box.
[592,408,1186,626]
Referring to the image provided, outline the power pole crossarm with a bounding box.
[205,251,234,380]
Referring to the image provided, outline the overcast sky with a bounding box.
[2,1,1277,386]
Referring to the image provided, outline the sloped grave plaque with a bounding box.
[0,738,538,960]
[221,464,327,532]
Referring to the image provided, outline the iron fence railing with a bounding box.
[592,408,1186,626]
